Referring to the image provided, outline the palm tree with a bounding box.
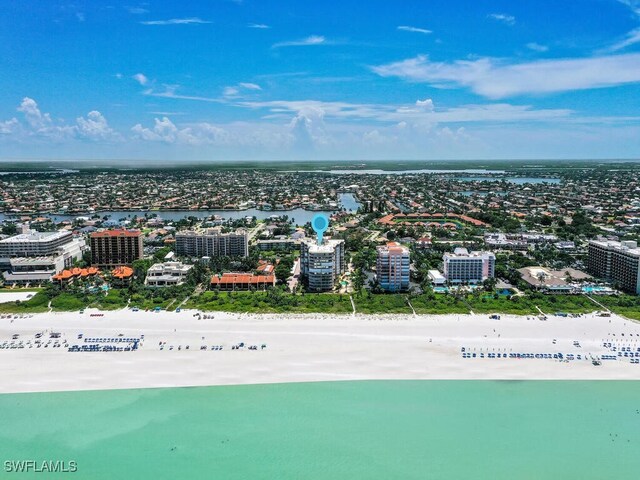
[536,271,546,289]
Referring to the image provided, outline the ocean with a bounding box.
[0,381,638,479]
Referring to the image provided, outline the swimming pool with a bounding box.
[582,285,611,294]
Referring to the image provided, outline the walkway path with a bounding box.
[584,294,611,313]
[405,296,416,315]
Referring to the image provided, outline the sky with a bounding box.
[1,0,640,162]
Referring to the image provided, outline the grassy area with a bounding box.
[597,295,640,321]
[92,289,130,311]
[50,293,86,311]
[187,291,353,314]
[129,294,177,311]
[1,285,635,318]
[0,291,50,313]
[353,293,411,314]
[0,287,43,293]
[410,294,469,315]
[466,295,537,315]
[534,295,597,314]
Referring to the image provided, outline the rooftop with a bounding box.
[91,229,141,238]
[589,239,640,257]
[210,273,275,285]
[112,266,134,279]
[444,248,495,259]
[303,238,343,254]
[0,230,71,244]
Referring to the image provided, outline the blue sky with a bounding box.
[1,0,640,161]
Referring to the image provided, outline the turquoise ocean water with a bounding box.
[0,381,639,479]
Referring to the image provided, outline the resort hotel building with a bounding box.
[376,242,410,292]
[300,238,345,292]
[587,239,640,294]
[175,228,248,258]
[0,229,75,258]
[0,229,87,285]
[90,229,143,268]
[443,248,495,284]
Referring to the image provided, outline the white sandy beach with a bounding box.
[1,309,640,393]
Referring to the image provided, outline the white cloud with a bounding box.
[223,86,240,97]
[288,106,330,149]
[609,27,640,51]
[488,13,516,25]
[2,97,639,159]
[239,82,262,90]
[239,98,573,125]
[607,1,640,51]
[415,98,434,111]
[17,97,52,130]
[272,35,325,48]
[131,117,263,147]
[371,53,640,98]
[248,23,270,29]
[6,98,117,142]
[397,25,432,34]
[132,73,149,86]
[140,18,211,25]
[222,82,262,97]
[145,85,223,103]
[126,6,149,15]
[76,111,118,141]
[526,42,549,52]
[0,118,20,135]
[617,0,640,15]
[131,117,180,142]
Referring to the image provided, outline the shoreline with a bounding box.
[1,310,640,394]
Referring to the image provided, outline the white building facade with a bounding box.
[300,238,345,292]
[443,248,495,284]
[145,261,193,287]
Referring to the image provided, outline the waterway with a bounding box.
[0,193,362,226]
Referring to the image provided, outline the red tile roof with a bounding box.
[91,229,141,238]
[112,266,134,279]
[210,273,275,285]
